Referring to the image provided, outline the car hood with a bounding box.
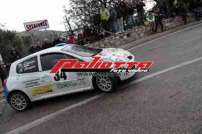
[97,48,135,62]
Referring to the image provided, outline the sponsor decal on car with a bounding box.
[24,78,41,88]
[55,80,87,89]
[32,85,53,96]
[50,57,153,74]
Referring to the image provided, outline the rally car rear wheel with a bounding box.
[8,91,30,111]
[93,73,118,93]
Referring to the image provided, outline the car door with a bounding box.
[39,52,91,95]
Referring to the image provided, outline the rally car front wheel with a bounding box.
[93,73,118,93]
[8,91,30,112]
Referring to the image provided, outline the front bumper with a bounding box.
[119,71,136,81]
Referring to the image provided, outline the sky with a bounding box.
[0,0,155,32]
[0,0,70,31]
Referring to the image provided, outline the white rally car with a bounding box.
[3,44,136,111]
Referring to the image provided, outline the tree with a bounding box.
[0,29,29,63]
[65,0,117,30]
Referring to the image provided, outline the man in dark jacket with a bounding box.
[109,5,118,33]
[136,0,145,25]
[153,6,164,32]
[179,2,188,24]
[115,0,125,32]
[10,49,21,63]
[126,1,135,28]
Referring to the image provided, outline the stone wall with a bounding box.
[87,15,195,48]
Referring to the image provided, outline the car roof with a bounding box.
[9,44,79,75]
[13,44,76,65]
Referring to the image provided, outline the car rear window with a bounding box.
[16,56,39,74]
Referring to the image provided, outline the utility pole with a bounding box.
[64,16,73,35]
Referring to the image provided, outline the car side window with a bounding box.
[16,56,39,74]
[40,53,73,71]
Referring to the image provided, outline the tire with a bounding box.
[8,91,30,112]
[93,73,118,93]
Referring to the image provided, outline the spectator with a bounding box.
[36,45,42,52]
[179,2,188,24]
[29,46,35,54]
[0,64,6,85]
[100,5,110,31]
[9,48,21,63]
[136,0,145,25]
[42,42,53,49]
[83,26,92,38]
[193,0,202,21]
[109,5,118,33]
[146,11,155,32]
[92,14,101,32]
[126,1,135,29]
[153,6,164,32]
[161,1,169,18]
[115,0,125,33]
[77,33,85,45]
[68,32,76,44]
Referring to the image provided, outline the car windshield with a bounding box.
[62,45,102,57]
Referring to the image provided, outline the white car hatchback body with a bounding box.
[3,44,136,111]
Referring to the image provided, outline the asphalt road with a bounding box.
[1,22,202,134]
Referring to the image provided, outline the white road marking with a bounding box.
[6,56,202,134]
[6,94,104,134]
[128,21,202,51]
[132,56,202,84]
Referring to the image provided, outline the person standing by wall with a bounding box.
[136,0,145,25]
[0,64,6,86]
[100,5,110,31]
[68,32,76,44]
[115,0,125,33]
[77,33,85,45]
[153,5,164,32]
[179,2,188,24]
[109,5,118,33]
[9,48,21,63]
[126,0,135,29]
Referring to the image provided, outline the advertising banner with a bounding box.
[24,19,49,32]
